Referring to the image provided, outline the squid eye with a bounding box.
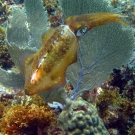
[76,27,88,37]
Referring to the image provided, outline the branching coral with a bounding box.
[0,103,56,135]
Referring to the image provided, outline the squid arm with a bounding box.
[65,12,128,36]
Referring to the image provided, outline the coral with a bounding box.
[20,12,129,97]
[61,0,134,99]
[58,97,109,135]
[81,65,135,134]
[0,45,14,69]
[42,0,62,27]
[0,103,56,135]
[109,66,134,94]
[108,128,119,135]
[96,88,120,117]
[44,126,67,135]
[0,0,134,102]
[42,0,58,12]
[110,0,135,34]
[48,8,62,27]
[110,0,119,7]
[0,0,15,70]
[128,124,135,135]
[93,65,135,134]
[0,0,48,89]
[0,92,67,135]
[30,94,46,106]
[118,98,135,121]
[0,0,11,23]
[0,102,5,118]
[0,1,6,15]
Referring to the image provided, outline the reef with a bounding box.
[0,103,55,135]
[0,0,135,135]
[82,65,135,135]
[42,0,62,27]
[110,0,135,35]
[0,102,5,119]
[0,45,14,69]
[0,93,67,135]
[0,84,67,135]
[58,97,109,135]
[0,0,14,70]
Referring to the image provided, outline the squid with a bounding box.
[22,12,128,95]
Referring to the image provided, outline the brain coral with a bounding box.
[58,97,109,135]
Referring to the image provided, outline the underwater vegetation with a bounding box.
[0,94,67,135]
[42,0,62,27]
[0,103,55,135]
[0,45,14,69]
[82,65,135,134]
[0,0,134,135]
[0,102,5,119]
[0,0,14,70]
[111,0,135,30]
[0,0,133,102]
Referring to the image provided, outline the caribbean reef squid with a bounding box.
[22,12,128,95]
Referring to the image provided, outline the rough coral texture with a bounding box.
[42,0,62,27]
[0,45,14,69]
[95,65,135,135]
[79,65,135,134]
[58,97,109,135]
[60,0,134,98]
